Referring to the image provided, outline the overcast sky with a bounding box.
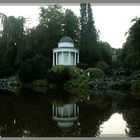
[0,5,140,49]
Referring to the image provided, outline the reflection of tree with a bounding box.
[1,89,133,137]
[14,89,61,137]
[120,98,140,137]
[77,97,113,137]
[123,108,140,137]
[45,88,79,106]
[0,89,60,137]
[0,90,17,137]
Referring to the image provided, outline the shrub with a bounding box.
[77,63,89,70]
[131,71,140,80]
[85,68,106,78]
[32,79,47,87]
[46,65,80,87]
[68,66,81,78]
[19,55,51,82]
[46,65,67,86]
[7,75,21,87]
[96,61,110,74]
[64,74,88,89]
[131,80,140,92]
[117,80,131,90]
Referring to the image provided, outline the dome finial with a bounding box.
[59,36,74,43]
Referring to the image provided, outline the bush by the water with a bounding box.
[117,80,131,90]
[131,80,140,92]
[32,79,47,87]
[64,74,88,89]
[131,71,140,80]
[85,68,106,78]
[68,66,81,78]
[46,65,80,87]
[19,55,51,82]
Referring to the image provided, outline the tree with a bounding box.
[2,16,25,68]
[0,13,25,77]
[19,55,51,82]
[63,9,80,46]
[39,5,64,59]
[98,41,112,65]
[122,17,140,72]
[80,3,101,67]
[25,4,80,65]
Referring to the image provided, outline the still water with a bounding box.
[0,88,140,137]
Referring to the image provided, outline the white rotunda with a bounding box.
[53,36,79,66]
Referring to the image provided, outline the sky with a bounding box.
[0,5,140,49]
[100,113,126,135]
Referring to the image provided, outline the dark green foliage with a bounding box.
[46,65,70,87]
[77,62,89,69]
[117,80,131,90]
[46,65,81,87]
[35,5,64,60]
[123,108,140,137]
[68,66,81,78]
[0,4,114,82]
[2,16,25,67]
[85,68,105,78]
[0,15,25,76]
[24,5,80,68]
[63,9,80,45]
[32,79,47,87]
[0,37,7,69]
[122,18,140,72]
[111,61,122,70]
[131,71,140,80]
[96,61,110,74]
[19,55,51,82]
[131,80,140,92]
[64,74,88,89]
[98,41,112,65]
[80,3,101,67]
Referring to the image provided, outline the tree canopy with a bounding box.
[80,3,101,67]
[122,17,140,72]
[0,4,116,79]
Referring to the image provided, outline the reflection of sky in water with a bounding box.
[100,113,127,136]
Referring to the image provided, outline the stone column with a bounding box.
[53,52,55,65]
[77,53,79,63]
[55,107,58,117]
[74,104,76,117]
[53,105,54,116]
[56,52,58,65]
[77,106,79,116]
[61,108,64,118]
[74,52,76,66]
[62,52,64,65]
[68,106,71,118]
[69,52,71,65]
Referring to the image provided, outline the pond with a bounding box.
[0,88,140,137]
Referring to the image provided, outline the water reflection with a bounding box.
[121,98,140,137]
[100,113,127,136]
[0,88,140,137]
[52,104,79,131]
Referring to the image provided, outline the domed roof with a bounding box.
[59,36,74,43]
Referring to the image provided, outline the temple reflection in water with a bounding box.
[52,104,79,131]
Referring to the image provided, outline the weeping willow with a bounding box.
[0,14,25,68]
